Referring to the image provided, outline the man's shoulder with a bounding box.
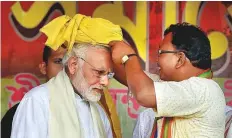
[181,77,224,100]
[6,103,19,114]
[189,77,223,94]
[23,84,49,100]
[1,103,20,122]
[172,77,222,91]
[188,77,219,85]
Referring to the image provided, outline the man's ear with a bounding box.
[175,52,186,69]
[67,56,78,75]
[39,62,47,75]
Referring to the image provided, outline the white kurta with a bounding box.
[226,106,232,138]
[133,106,232,138]
[154,77,225,138]
[133,76,226,138]
[133,108,155,138]
[11,84,113,138]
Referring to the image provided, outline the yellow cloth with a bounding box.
[47,69,106,138]
[40,14,123,52]
[99,89,122,138]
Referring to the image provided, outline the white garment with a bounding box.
[226,106,232,138]
[154,77,226,138]
[227,125,232,138]
[133,106,232,138]
[132,72,159,138]
[133,108,155,138]
[11,84,113,138]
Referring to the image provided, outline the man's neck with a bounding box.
[177,66,207,81]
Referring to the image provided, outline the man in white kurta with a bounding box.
[11,83,113,138]
[133,104,231,138]
[109,22,226,137]
[11,43,115,138]
[11,14,123,138]
[132,78,226,138]
[133,72,229,138]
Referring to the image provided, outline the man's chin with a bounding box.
[159,74,168,81]
[160,76,168,81]
[86,96,101,102]
[160,75,173,81]
[93,88,103,93]
[85,91,101,102]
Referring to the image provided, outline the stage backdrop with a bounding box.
[1,1,232,137]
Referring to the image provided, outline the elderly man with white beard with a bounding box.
[11,14,123,138]
[11,43,114,138]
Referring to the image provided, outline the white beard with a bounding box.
[72,68,102,102]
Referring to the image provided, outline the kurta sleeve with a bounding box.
[11,90,48,138]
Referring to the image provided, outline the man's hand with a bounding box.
[109,41,156,108]
[108,41,136,64]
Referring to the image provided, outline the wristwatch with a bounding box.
[121,54,137,64]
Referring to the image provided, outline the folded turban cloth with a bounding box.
[40,14,123,52]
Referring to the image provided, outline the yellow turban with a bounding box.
[40,14,123,52]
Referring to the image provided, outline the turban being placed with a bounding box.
[40,14,123,52]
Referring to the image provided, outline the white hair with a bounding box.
[62,43,110,67]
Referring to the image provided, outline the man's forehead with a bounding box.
[86,48,110,59]
[90,60,113,71]
[88,46,109,53]
[51,47,67,57]
[86,53,113,72]
[160,33,174,49]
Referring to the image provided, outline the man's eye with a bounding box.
[53,59,62,64]
[93,70,104,77]
[93,71,101,77]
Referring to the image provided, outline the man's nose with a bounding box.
[100,75,109,87]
